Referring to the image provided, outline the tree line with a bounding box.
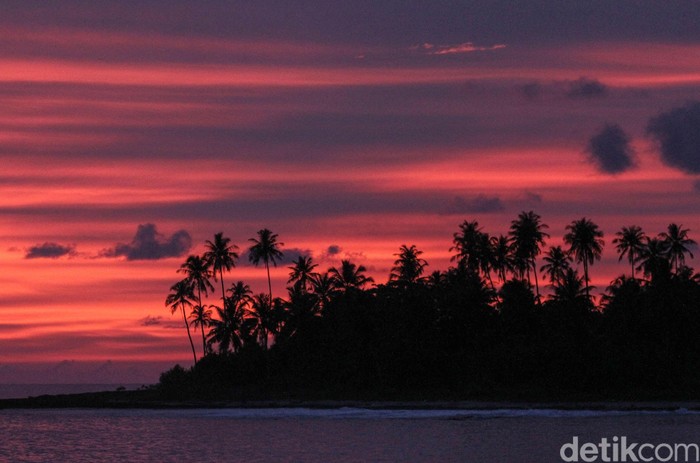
[160,213,700,400]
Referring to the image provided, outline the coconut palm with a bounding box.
[178,254,214,318]
[329,259,374,291]
[508,211,549,298]
[249,293,277,349]
[207,302,247,354]
[552,268,591,306]
[248,229,284,301]
[189,304,212,356]
[227,280,253,311]
[659,223,696,272]
[310,272,335,312]
[490,234,515,283]
[564,217,605,299]
[450,220,485,271]
[390,244,428,284]
[203,232,239,308]
[637,237,671,282]
[540,245,572,287]
[165,279,197,364]
[613,225,647,279]
[287,255,319,293]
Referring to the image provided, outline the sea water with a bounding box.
[1,408,699,462]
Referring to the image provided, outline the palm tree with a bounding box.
[248,229,284,301]
[207,299,248,354]
[490,234,514,283]
[310,272,335,312]
[178,255,214,318]
[287,255,319,293]
[451,220,485,272]
[637,237,671,282]
[540,245,572,287]
[227,280,253,311]
[508,211,549,298]
[203,232,239,308]
[189,304,212,356]
[613,225,647,279]
[249,293,276,349]
[552,268,592,306]
[659,223,696,272]
[165,279,197,364]
[329,259,374,291]
[564,217,605,299]
[390,244,428,284]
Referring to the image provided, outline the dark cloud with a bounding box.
[566,77,607,99]
[327,245,343,256]
[647,102,700,174]
[518,82,542,99]
[443,195,504,215]
[25,242,75,259]
[140,316,163,327]
[102,223,192,260]
[694,180,700,193]
[586,124,636,174]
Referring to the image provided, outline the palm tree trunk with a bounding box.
[181,304,197,364]
[583,260,590,299]
[532,260,541,303]
[219,268,226,308]
[200,323,206,356]
[265,259,273,301]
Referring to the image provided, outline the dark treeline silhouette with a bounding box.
[160,214,700,401]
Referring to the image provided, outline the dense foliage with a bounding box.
[159,215,700,401]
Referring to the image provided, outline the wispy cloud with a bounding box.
[413,42,506,55]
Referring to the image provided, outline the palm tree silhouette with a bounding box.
[203,233,239,309]
[659,223,696,272]
[490,234,514,284]
[329,259,374,291]
[178,254,214,319]
[613,225,646,279]
[508,211,549,299]
[540,245,572,287]
[165,279,197,364]
[207,300,248,354]
[249,293,276,349]
[637,237,671,282]
[552,268,591,306]
[390,244,428,284]
[248,229,284,302]
[189,304,212,356]
[310,272,335,312]
[564,217,604,299]
[287,255,319,293]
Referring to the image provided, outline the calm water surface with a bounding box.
[1,408,699,462]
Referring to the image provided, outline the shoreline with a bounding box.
[2,389,700,411]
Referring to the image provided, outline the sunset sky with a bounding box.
[1,1,699,384]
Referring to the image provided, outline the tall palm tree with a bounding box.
[189,304,212,357]
[248,229,284,302]
[508,211,549,298]
[287,255,319,293]
[203,232,239,308]
[329,259,374,291]
[552,268,591,306]
[165,279,197,364]
[540,245,572,287]
[390,244,428,284]
[659,223,696,272]
[564,217,605,299]
[613,225,647,279]
[451,220,485,272]
[178,255,214,316]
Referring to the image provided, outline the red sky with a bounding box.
[1,1,699,384]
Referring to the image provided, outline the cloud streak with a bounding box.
[25,242,76,259]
